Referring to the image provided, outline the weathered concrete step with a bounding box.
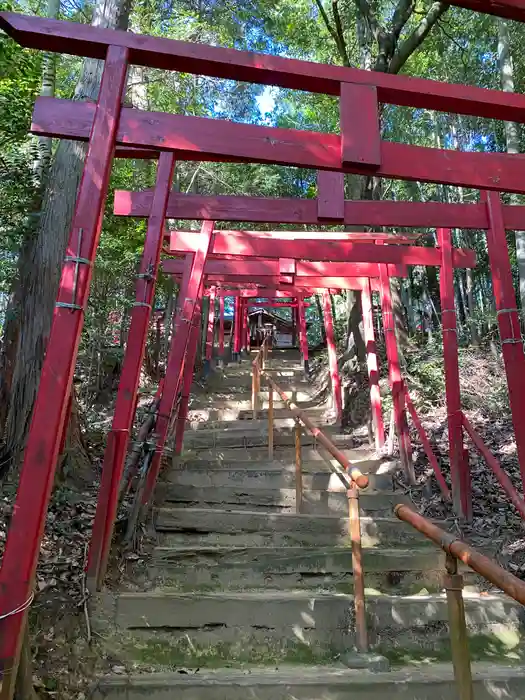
[177,447,381,467]
[187,401,318,420]
[183,432,367,450]
[203,387,315,401]
[183,432,341,450]
[109,590,521,656]
[165,466,390,493]
[150,545,448,592]
[159,484,409,515]
[185,418,305,432]
[218,369,307,380]
[155,508,437,548]
[237,408,327,420]
[93,665,525,700]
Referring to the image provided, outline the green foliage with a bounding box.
[0,0,524,396]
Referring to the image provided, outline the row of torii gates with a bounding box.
[2,3,525,694]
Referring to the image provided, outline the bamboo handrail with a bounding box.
[395,503,525,605]
[262,371,369,490]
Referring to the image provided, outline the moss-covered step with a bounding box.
[99,590,523,660]
[165,465,391,492]
[92,664,525,700]
[157,484,408,516]
[149,545,448,593]
[155,508,438,548]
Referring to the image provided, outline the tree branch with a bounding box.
[313,0,343,51]
[332,0,351,67]
[388,1,449,74]
[390,0,415,42]
[353,0,381,44]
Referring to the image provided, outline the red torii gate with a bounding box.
[2,3,525,691]
[161,229,475,472]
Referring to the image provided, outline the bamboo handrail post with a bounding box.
[444,553,474,700]
[268,379,274,459]
[294,419,303,513]
[252,362,259,419]
[348,486,368,652]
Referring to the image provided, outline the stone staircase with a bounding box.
[94,350,525,698]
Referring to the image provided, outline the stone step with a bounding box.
[158,484,409,515]
[150,545,448,593]
[106,590,521,661]
[237,407,328,421]
[165,466,391,492]
[155,508,437,548]
[183,432,365,450]
[218,368,306,380]
[202,387,315,401]
[186,401,322,421]
[185,402,321,420]
[185,418,305,432]
[93,665,525,700]
[177,446,382,467]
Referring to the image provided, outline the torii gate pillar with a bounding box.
[203,285,216,377]
[297,296,309,377]
[322,290,343,424]
[218,295,225,367]
[175,296,203,455]
[362,278,385,449]
[379,264,414,483]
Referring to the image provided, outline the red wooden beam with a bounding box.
[483,191,525,493]
[438,228,466,517]
[32,97,525,194]
[297,296,309,374]
[170,229,421,246]
[379,263,414,482]
[232,297,240,358]
[142,221,214,505]
[462,413,525,520]
[248,301,311,307]
[184,230,421,241]
[212,288,311,298]
[218,296,225,360]
[87,151,175,591]
[165,243,475,269]
[6,11,525,120]
[361,278,384,449]
[175,274,398,290]
[174,296,202,455]
[317,171,344,221]
[201,275,388,288]
[321,290,342,424]
[163,259,412,277]
[340,83,381,169]
[446,0,525,22]
[205,286,216,364]
[240,298,248,354]
[0,45,129,697]
[117,191,501,229]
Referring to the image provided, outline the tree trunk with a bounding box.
[58,386,92,485]
[0,0,131,471]
[35,0,61,186]
[466,267,479,345]
[498,19,524,317]
[343,290,366,368]
[0,0,61,445]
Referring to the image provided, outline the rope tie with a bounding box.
[0,592,34,620]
